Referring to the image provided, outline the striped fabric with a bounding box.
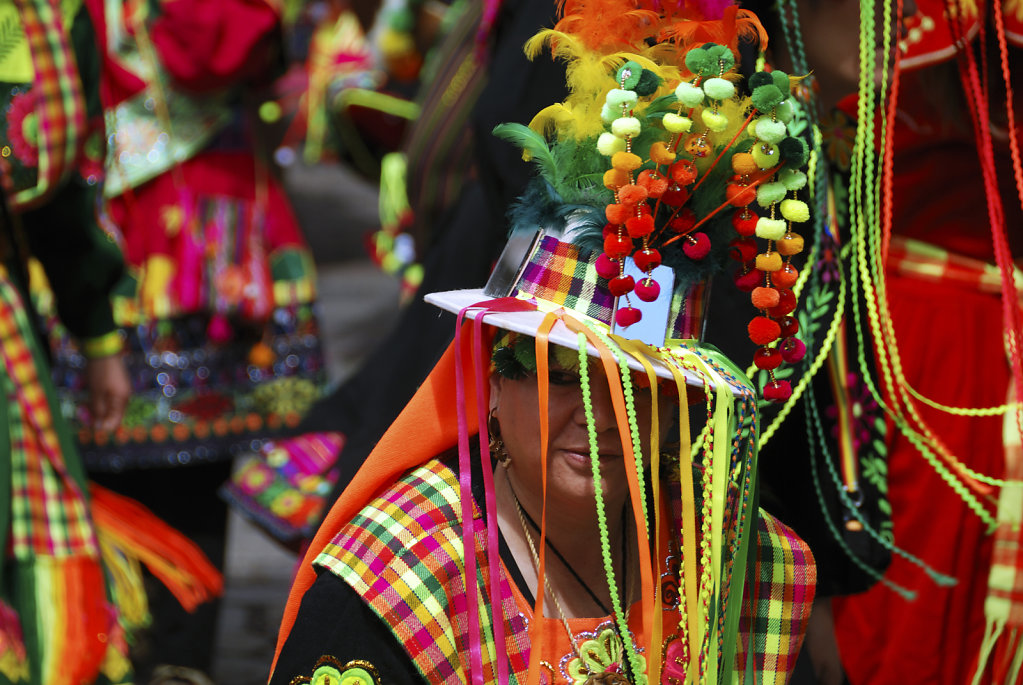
[6,0,86,210]
[0,271,96,558]
[517,236,615,325]
[887,237,1023,302]
[738,512,816,685]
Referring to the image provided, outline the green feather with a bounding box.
[492,123,558,184]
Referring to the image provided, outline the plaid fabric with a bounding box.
[667,281,708,340]
[1,271,96,557]
[988,379,1023,625]
[315,459,530,685]
[738,511,817,685]
[517,235,615,324]
[6,0,86,210]
[887,237,1023,303]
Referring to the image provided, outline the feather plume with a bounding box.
[659,6,768,54]
[554,0,660,51]
[493,123,559,182]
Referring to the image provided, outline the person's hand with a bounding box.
[85,355,131,432]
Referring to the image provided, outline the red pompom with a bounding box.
[729,237,758,263]
[661,184,689,206]
[626,214,655,239]
[734,268,761,292]
[683,232,711,259]
[773,263,799,289]
[596,252,619,279]
[777,315,799,338]
[602,223,616,237]
[615,306,642,327]
[726,183,756,207]
[635,278,660,301]
[753,346,782,370]
[751,286,780,310]
[732,209,758,236]
[763,379,793,403]
[781,336,806,363]
[670,209,697,233]
[669,159,698,185]
[633,248,661,272]
[748,316,781,345]
[606,203,630,225]
[604,233,631,258]
[767,288,797,317]
[637,169,669,198]
[609,275,635,296]
[208,314,233,344]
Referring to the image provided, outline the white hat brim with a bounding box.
[425,289,746,395]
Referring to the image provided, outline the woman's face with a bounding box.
[490,356,674,516]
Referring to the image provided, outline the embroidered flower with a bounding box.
[816,230,841,285]
[7,91,38,166]
[564,628,647,685]
[825,372,882,452]
[819,108,857,172]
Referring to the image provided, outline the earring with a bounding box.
[488,410,511,467]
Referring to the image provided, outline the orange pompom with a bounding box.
[773,263,799,288]
[777,232,805,256]
[731,152,758,176]
[751,286,780,310]
[603,168,629,190]
[618,184,649,206]
[748,316,781,345]
[612,151,642,171]
[669,159,697,185]
[726,182,756,207]
[626,214,654,238]
[650,141,676,165]
[755,251,782,272]
[248,342,275,367]
[604,232,632,258]
[637,169,669,198]
[606,203,631,225]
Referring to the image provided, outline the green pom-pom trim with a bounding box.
[702,77,735,100]
[706,44,736,71]
[675,81,705,108]
[770,70,791,94]
[779,168,807,191]
[754,117,787,144]
[684,48,714,76]
[751,141,780,168]
[779,136,809,167]
[780,198,810,222]
[616,60,643,89]
[749,72,773,89]
[634,69,662,96]
[756,181,786,207]
[775,98,795,123]
[751,84,784,112]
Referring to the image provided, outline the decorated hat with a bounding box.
[425,2,811,401]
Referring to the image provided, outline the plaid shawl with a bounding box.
[314,459,815,684]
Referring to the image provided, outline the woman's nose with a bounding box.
[577,374,618,434]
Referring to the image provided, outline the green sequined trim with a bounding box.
[289,656,381,685]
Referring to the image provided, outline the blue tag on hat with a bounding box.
[611,258,674,347]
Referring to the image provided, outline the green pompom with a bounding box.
[778,136,809,167]
[749,72,773,89]
[751,141,780,168]
[779,168,807,191]
[756,181,787,207]
[775,98,795,123]
[703,77,735,100]
[770,70,791,94]
[616,60,643,89]
[755,217,787,241]
[754,117,787,144]
[606,88,638,109]
[601,103,617,124]
[675,81,705,108]
[597,131,626,155]
[751,84,784,112]
[611,116,642,138]
[701,109,729,132]
[634,69,662,96]
[706,44,735,71]
[684,48,714,76]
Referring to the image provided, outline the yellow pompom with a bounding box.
[597,132,626,156]
[611,151,642,171]
[755,252,783,272]
[649,141,676,165]
[603,168,629,189]
[780,198,810,223]
[662,112,693,133]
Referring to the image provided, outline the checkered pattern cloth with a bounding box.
[738,511,816,685]
[1,271,96,557]
[887,237,1023,303]
[6,0,87,210]
[517,236,615,324]
[315,459,530,685]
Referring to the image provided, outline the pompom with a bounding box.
[754,117,788,144]
[780,198,809,222]
[675,81,705,107]
[625,214,654,238]
[779,136,809,166]
[615,306,642,327]
[684,133,711,158]
[635,278,660,301]
[618,184,648,205]
[701,109,729,132]
[683,48,714,77]
[706,44,735,71]
[755,217,787,241]
[661,184,690,206]
[633,248,661,271]
[637,169,668,198]
[753,346,782,370]
[612,117,642,138]
[756,181,786,208]
[734,268,761,292]
[605,203,630,224]
[751,141,780,168]
[669,159,698,185]
[775,98,795,123]
[778,315,799,337]
[726,182,756,207]
[634,69,662,96]
[749,72,773,89]
[598,132,626,156]
[781,336,806,363]
[773,263,799,288]
[730,236,758,262]
[751,286,780,310]
[755,251,782,272]
[603,232,631,257]
[731,152,758,176]
[612,151,642,171]
[779,167,807,191]
[732,209,758,236]
[777,231,805,256]
[670,209,697,233]
[208,314,233,344]
[606,88,638,109]
[768,287,797,316]
[249,342,274,367]
[609,274,635,296]
[649,141,676,165]
[615,61,643,89]
[763,379,793,402]
[603,167,629,190]
[748,316,781,345]
[601,103,617,124]
[595,252,619,278]
[683,232,711,259]
[703,77,735,100]
[662,112,693,133]
[770,70,791,94]
[751,84,784,111]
